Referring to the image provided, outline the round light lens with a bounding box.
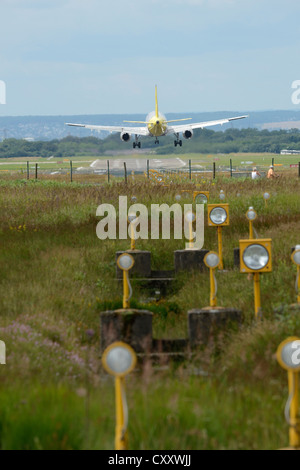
[102,342,137,376]
[195,193,208,204]
[181,191,190,198]
[243,244,269,270]
[292,246,300,266]
[175,194,181,201]
[210,207,227,225]
[118,254,134,271]
[246,207,257,221]
[131,196,137,203]
[185,211,196,223]
[263,192,270,200]
[204,252,220,269]
[279,340,300,371]
[128,213,138,223]
[219,191,225,201]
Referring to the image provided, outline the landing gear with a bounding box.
[133,135,141,149]
[133,142,141,149]
[155,138,159,144]
[174,133,182,147]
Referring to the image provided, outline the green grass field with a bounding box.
[0,165,299,449]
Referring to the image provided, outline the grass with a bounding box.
[0,168,299,449]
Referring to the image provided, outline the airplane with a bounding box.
[66,86,248,149]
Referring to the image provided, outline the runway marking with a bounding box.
[176,158,186,167]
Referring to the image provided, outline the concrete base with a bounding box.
[174,249,209,273]
[116,250,151,279]
[188,307,242,348]
[233,247,240,268]
[100,309,153,354]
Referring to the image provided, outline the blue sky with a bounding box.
[1,0,300,115]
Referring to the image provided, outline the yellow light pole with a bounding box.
[208,204,229,271]
[239,239,272,319]
[291,246,300,304]
[263,192,270,208]
[185,211,196,249]
[277,337,300,449]
[128,213,138,251]
[102,341,137,450]
[204,252,220,307]
[246,207,257,239]
[117,253,135,309]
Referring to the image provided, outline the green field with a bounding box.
[0,167,299,449]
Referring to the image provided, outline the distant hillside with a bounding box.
[1,110,300,141]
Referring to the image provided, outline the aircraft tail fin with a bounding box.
[155,85,158,118]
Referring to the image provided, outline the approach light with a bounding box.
[131,196,137,203]
[263,192,270,200]
[246,207,257,221]
[208,205,229,226]
[117,253,135,272]
[102,341,137,378]
[243,244,269,271]
[185,211,196,223]
[219,190,225,201]
[291,245,300,266]
[175,194,181,201]
[239,239,272,273]
[277,337,300,372]
[193,191,209,204]
[128,213,138,224]
[204,252,220,269]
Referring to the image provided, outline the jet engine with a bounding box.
[120,132,131,142]
[183,129,193,140]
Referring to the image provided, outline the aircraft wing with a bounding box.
[167,115,248,134]
[66,122,150,136]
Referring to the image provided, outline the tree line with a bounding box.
[1,128,300,158]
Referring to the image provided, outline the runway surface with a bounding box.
[90,157,187,172]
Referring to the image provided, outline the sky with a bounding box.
[1,0,300,116]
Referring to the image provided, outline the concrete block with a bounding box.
[116,250,151,279]
[188,307,242,348]
[174,249,209,273]
[100,309,153,354]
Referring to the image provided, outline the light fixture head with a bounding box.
[263,192,270,200]
[195,193,208,204]
[117,253,135,271]
[175,194,181,201]
[204,251,220,269]
[185,211,196,223]
[219,190,225,201]
[243,244,269,270]
[239,239,272,273]
[291,245,300,266]
[128,213,138,224]
[246,207,257,221]
[210,207,227,225]
[276,337,300,372]
[102,341,137,377]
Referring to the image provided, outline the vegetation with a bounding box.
[1,127,300,158]
[0,170,299,449]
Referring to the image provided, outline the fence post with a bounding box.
[27,161,29,180]
[35,163,38,180]
[272,157,274,166]
[230,158,233,177]
[147,159,149,179]
[213,162,216,179]
[124,162,127,184]
[107,160,110,183]
[70,160,73,183]
[189,159,192,180]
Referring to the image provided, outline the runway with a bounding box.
[89,157,187,172]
